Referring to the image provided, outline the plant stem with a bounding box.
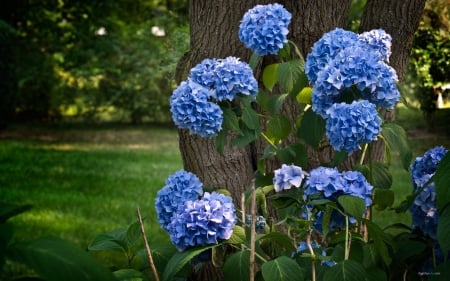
[137,207,160,281]
[250,185,256,281]
[306,231,316,281]
[344,215,350,260]
[260,132,277,149]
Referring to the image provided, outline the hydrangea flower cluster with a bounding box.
[166,192,237,251]
[238,3,292,56]
[155,170,204,231]
[170,56,258,137]
[304,167,373,230]
[273,164,307,192]
[409,146,448,240]
[325,100,382,153]
[358,29,392,62]
[296,240,336,267]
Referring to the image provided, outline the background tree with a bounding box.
[175,0,426,204]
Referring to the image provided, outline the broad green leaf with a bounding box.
[256,232,296,253]
[261,256,304,281]
[337,195,365,221]
[138,242,176,275]
[163,245,216,281]
[242,106,260,131]
[430,260,450,281]
[437,206,450,255]
[323,260,366,281]
[372,188,395,210]
[215,127,228,155]
[9,237,117,281]
[0,203,32,223]
[278,143,307,168]
[381,123,412,170]
[226,225,246,245]
[393,238,427,263]
[267,93,289,115]
[365,268,387,281]
[296,87,312,104]
[88,230,128,253]
[222,107,240,131]
[297,108,326,148]
[113,269,144,281]
[333,150,348,166]
[256,89,270,111]
[223,250,250,281]
[277,59,305,92]
[355,162,392,189]
[249,53,261,70]
[262,63,278,91]
[126,221,141,247]
[266,115,291,143]
[231,127,258,147]
[363,220,392,265]
[435,151,450,210]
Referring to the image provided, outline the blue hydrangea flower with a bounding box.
[238,3,292,56]
[410,146,448,190]
[296,240,336,267]
[358,29,392,62]
[305,28,359,85]
[273,164,306,192]
[170,80,223,137]
[189,57,258,102]
[304,167,342,198]
[340,170,374,206]
[155,170,204,231]
[167,192,237,252]
[325,100,382,153]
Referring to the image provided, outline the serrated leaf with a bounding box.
[163,245,216,281]
[242,106,260,131]
[10,237,117,281]
[226,225,246,245]
[437,206,450,255]
[262,63,278,91]
[372,188,395,210]
[297,108,326,148]
[323,260,366,281]
[261,256,304,281]
[381,123,412,170]
[277,59,305,92]
[435,151,450,210]
[223,250,250,281]
[337,195,366,221]
[266,115,291,143]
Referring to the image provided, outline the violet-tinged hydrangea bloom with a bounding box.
[409,146,448,240]
[325,100,382,153]
[304,166,342,198]
[170,80,223,137]
[296,240,336,267]
[410,146,448,190]
[358,29,392,62]
[155,170,203,231]
[305,28,359,85]
[273,164,306,192]
[340,170,374,206]
[238,3,292,56]
[167,192,237,252]
[189,57,258,101]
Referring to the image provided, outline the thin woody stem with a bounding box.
[137,207,160,281]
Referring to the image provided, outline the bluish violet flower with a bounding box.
[170,80,223,137]
[155,170,204,231]
[273,164,306,192]
[238,3,292,56]
[410,146,448,190]
[340,170,374,206]
[304,167,342,198]
[325,100,382,153]
[167,192,237,252]
[189,57,258,102]
[358,29,392,62]
[305,28,359,85]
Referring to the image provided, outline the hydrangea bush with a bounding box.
[84,3,450,281]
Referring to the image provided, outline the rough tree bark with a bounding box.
[174,1,425,280]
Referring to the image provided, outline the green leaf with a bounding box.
[222,107,241,131]
[262,63,278,91]
[381,123,412,170]
[113,269,144,281]
[435,151,450,210]
[249,53,261,70]
[231,127,258,147]
[9,237,117,281]
[223,250,250,281]
[365,268,387,281]
[277,59,305,92]
[356,162,392,189]
[256,232,296,253]
[297,108,326,148]
[337,195,366,221]
[163,245,216,281]
[363,220,392,265]
[333,150,348,166]
[215,127,228,155]
[226,225,246,245]
[88,228,128,253]
[0,203,32,223]
[372,189,395,210]
[266,115,291,143]
[242,106,260,131]
[323,260,366,281]
[437,205,450,255]
[261,256,304,281]
[267,93,289,115]
[126,221,141,247]
[296,87,312,104]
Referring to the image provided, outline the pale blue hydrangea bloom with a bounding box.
[169,80,223,137]
[340,170,374,206]
[325,100,382,153]
[189,58,217,89]
[155,170,203,231]
[273,164,306,192]
[167,192,237,251]
[304,166,342,198]
[358,29,392,62]
[409,146,448,240]
[238,3,292,56]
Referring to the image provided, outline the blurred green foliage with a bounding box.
[1,0,188,124]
